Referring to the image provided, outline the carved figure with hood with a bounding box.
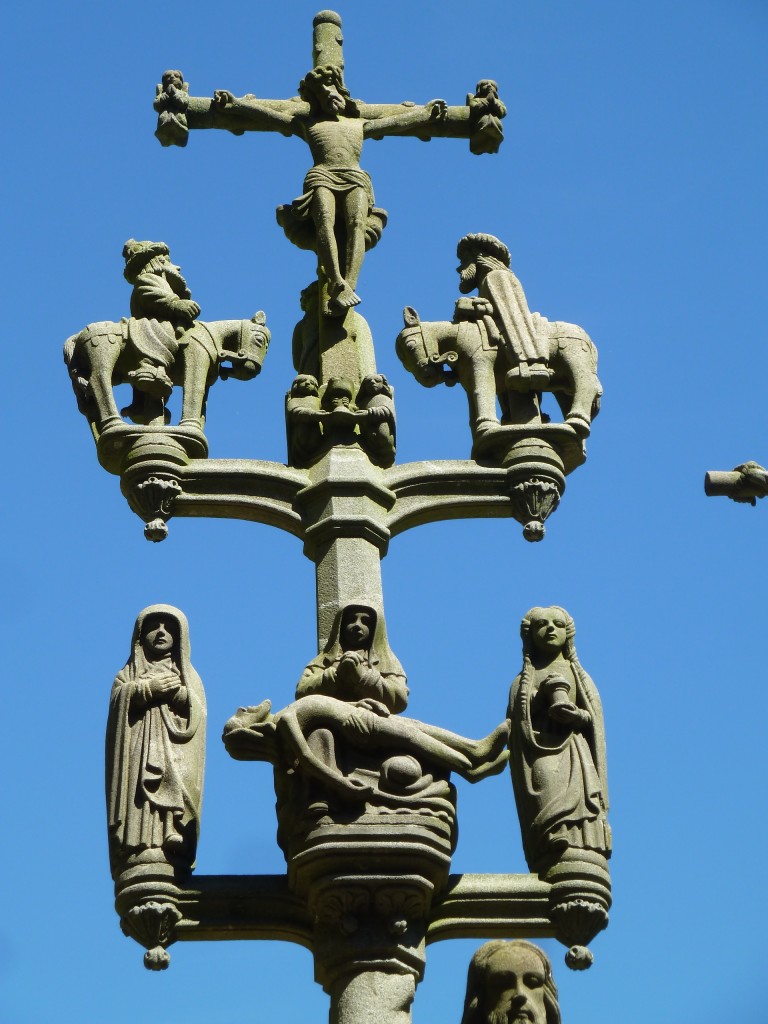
[296,603,408,713]
[106,605,206,874]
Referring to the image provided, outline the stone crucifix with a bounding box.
[66,11,610,1022]
[154,10,505,320]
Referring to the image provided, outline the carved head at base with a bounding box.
[461,941,560,1024]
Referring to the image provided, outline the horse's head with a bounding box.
[220,312,271,381]
[395,306,458,388]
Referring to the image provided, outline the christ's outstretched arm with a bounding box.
[363,99,448,140]
[207,90,305,137]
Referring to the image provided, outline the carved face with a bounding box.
[483,947,548,1024]
[457,257,478,294]
[341,609,374,651]
[316,76,347,115]
[360,374,390,398]
[292,375,319,398]
[529,609,567,655]
[162,70,184,91]
[324,379,354,408]
[476,79,498,99]
[141,617,177,659]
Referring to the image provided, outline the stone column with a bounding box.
[297,446,395,648]
[329,971,415,1024]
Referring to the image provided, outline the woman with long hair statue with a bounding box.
[507,606,610,876]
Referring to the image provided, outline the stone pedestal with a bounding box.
[112,852,186,970]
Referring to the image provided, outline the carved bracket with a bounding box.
[705,462,768,505]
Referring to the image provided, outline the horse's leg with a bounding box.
[549,329,601,437]
[463,347,500,436]
[86,333,124,428]
[179,339,213,429]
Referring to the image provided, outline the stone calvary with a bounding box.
[64,10,612,1023]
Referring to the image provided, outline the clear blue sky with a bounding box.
[3,1,767,1021]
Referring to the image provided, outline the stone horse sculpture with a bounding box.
[64,312,270,435]
[395,305,601,442]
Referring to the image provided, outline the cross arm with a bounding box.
[164,872,552,946]
[154,78,307,145]
[360,86,505,152]
[195,92,307,136]
[173,874,313,946]
[384,460,518,536]
[362,101,472,142]
[427,873,554,943]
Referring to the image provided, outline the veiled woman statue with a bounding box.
[106,605,206,875]
[507,606,610,875]
[296,603,408,712]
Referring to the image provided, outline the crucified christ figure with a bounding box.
[211,65,448,315]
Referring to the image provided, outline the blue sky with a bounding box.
[2,1,767,1021]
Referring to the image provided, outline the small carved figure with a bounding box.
[212,65,447,314]
[292,282,321,378]
[468,80,507,155]
[461,941,561,1024]
[507,607,610,875]
[396,235,601,442]
[285,374,323,467]
[106,605,206,873]
[321,376,358,431]
[297,604,408,713]
[285,372,396,468]
[356,373,396,467]
[154,70,190,147]
[63,240,270,433]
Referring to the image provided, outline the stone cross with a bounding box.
[154,11,506,387]
[65,11,610,1024]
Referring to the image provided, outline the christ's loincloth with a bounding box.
[276,166,386,254]
[292,166,375,219]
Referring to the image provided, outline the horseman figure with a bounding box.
[120,238,202,422]
[455,233,551,393]
[396,233,601,449]
[64,239,270,437]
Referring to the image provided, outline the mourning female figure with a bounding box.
[106,605,206,874]
[225,602,509,805]
[296,603,408,713]
[507,607,610,875]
